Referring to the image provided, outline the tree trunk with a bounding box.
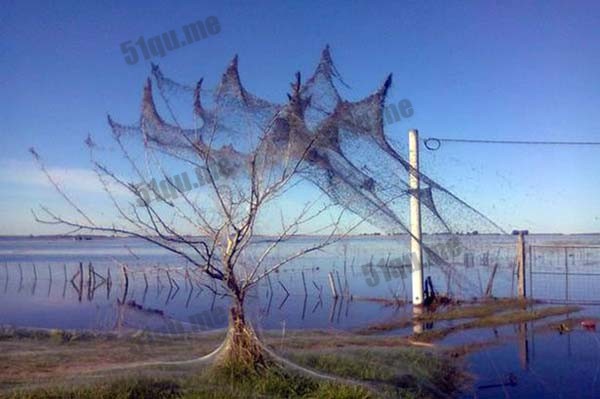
[218,295,265,369]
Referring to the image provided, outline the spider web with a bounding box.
[108,46,506,295]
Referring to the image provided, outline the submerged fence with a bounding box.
[2,236,599,315]
[529,244,600,304]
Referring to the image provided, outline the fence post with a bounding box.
[516,231,527,298]
[564,247,569,301]
[529,245,533,298]
[409,129,424,305]
[328,272,338,299]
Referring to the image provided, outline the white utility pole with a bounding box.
[409,129,424,306]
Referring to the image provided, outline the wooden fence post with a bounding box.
[328,272,338,299]
[564,247,569,301]
[529,245,533,298]
[516,231,527,298]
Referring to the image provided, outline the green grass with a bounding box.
[413,305,581,342]
[0,328,463,398]
[415,298,535,323]
[4,353,457,399]
[3,378,181,399]
[0,327,108,343]
[285,347,465,399]
[192,361,372,398]
[357,298,536,335]
[2,299,577,398]
[2,362,372,399]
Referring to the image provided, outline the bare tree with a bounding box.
[31,47,501,369]
[30,65,367,368]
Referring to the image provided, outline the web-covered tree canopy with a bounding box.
[108,46,505,279]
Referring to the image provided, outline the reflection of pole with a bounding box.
[409,129,424,305]
[413,305,424,334]
[568,325,572,357]
[517,322,529,370]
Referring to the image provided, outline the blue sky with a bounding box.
[1,0,599,235]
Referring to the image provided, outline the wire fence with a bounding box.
[529,244,600,304]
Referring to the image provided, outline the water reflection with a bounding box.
[413,305,424,334]
[463,316,600,398]
[0,259,416,333]
[517,321,529,371]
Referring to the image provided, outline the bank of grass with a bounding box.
[0,328,464,399]
[272,329,415,350]
[0,327,107,343]
[285,347,466,398]
[413,305,582,342]
[0,325,226,394]
[415,298,536,323]
[357,298,537,335]
[4,369,370,399]
[4,379,181,399]
[3,353,458,399]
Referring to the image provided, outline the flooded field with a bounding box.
[1,234,600,398]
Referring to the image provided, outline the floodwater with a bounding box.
[458,316,600,398]
[1,234,600,397]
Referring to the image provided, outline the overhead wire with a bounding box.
[423,137,600,151]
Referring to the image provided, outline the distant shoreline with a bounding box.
[1,232,599,240]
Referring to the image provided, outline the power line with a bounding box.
[423,137,600,151]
